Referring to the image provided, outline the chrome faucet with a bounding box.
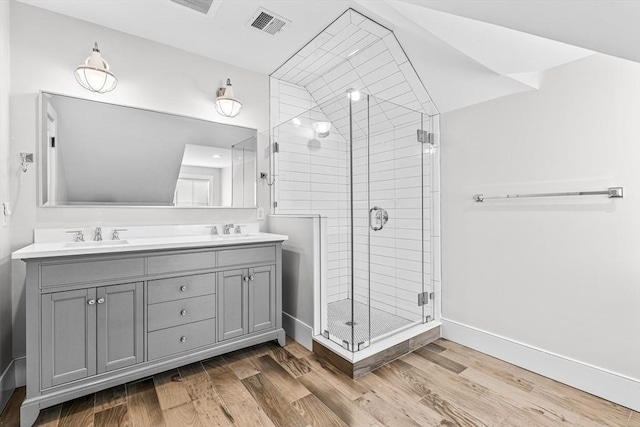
[112,228,127,240]
[206,225,219,235]
[235,225,242,234]
[94,227,102,241]
[223,224,234,235]
[66,230,84,242]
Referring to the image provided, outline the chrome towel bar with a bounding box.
[473,187,623,202]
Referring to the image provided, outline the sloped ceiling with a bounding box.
[17,0,639,112]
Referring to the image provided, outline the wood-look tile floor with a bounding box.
[1,338,638,427]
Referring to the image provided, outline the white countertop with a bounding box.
[12,232,288,260]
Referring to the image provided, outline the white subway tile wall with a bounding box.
[270,9,441,343]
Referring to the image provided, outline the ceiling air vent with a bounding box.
[248,8,290,35]
[170,0,214,15]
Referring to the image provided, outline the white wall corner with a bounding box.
[0,359,16,414]
[282,312,313,351]
[441,318,640,411]
[14,356,25,387]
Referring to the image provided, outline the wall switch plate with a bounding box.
[257,207,265,221]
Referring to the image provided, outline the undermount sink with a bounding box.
[217,234,253,239]
[64,240,129,248]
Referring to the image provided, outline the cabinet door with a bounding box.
[97,282,144,373]
[217,269,248,341]
[249,265,276,333]
[41,288,97,388]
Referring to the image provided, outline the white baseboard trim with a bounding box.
[282,312,313,351]
[0,359,16,414]
[441,318,640,411]
[15,357,26,387]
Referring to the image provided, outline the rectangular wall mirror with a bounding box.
[39,92,257,207]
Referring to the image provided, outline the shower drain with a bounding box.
[345,321,357,326]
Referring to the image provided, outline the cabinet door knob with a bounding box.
[97,298,105,304]
[249,275,255,281]
[87,299,96,305]
[180,310,187,316]
[180,285,187,292]
[243,276,249,282]
[180,336,187,343]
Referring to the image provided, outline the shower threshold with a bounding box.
[313,321,441,378]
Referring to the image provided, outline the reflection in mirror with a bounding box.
[39,92,257,207]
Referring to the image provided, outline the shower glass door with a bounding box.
[364,95,428,344]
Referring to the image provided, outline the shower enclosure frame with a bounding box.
[269,90,441,365]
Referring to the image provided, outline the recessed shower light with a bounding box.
[347,89,361,101]
[312,121,331,138]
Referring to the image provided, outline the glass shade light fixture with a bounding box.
[74,42,118,94]
[312,121,332,138]
[215,79,243,118]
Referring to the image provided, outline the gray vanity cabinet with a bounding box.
[40,282,143,388]
[217,265,276,341]
[217,268,249,341]
[41,288,97,388]
[20,241,285,427]
[249,265,276,333]
[96,282,144,373]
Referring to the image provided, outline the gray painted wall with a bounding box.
[0,0,14,410]
[441,54,640,379]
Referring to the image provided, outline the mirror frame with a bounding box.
[37,91,259,209]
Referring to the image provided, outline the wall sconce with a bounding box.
[312,122,331,138]
[74,42,118,94]
[215,79,243,118]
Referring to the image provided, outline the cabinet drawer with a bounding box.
[148,294,216,332]
[217,246,275,267]
[147,273,215,304]
[147,251,216,275]
[147,318,216,360]
[41,258,144,287]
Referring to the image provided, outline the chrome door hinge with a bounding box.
[418,291,434,306]
[273,201,278,208]
[273,142,279,153]
[417,129,434,145]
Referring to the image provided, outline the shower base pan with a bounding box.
[312,322,441,378]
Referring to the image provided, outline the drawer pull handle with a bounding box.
[180,336,187,343]
[249,275,255,281]
[180,310,187,316]
[243,276,249,282]
[97,298,105,304]
[87,299,96,305]
[180,285,187,292]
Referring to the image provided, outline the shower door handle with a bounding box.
[369,206,389,231]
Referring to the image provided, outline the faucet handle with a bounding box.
[66,230,85,242]
[112,228,127,240]
[205,225,219,235]
[235,225,242,234]
[94,226,103,241]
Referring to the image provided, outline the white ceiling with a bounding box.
[17,0,640,112]
[180,144,233,169]
[400,0,640,63]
